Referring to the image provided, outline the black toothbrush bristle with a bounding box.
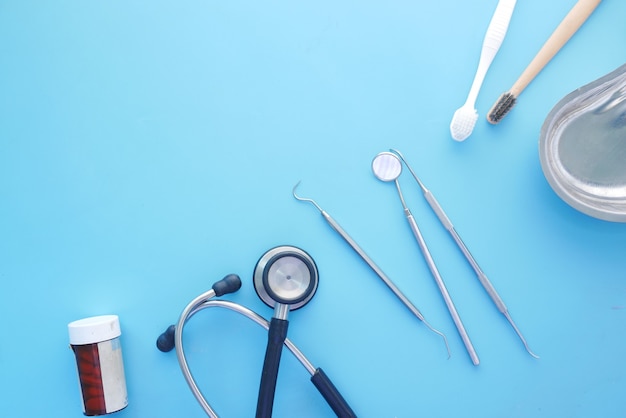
[488,92,517,124]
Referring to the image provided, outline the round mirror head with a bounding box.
[253,246,319,310]
[372,151,402,182]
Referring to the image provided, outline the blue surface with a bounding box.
[1,1,625,417]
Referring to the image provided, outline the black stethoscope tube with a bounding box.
[194,301,357,418]
[311,368,356,418]
[256,317,289,418]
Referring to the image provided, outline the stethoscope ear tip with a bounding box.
[212,274,242,297]
[156,324,176,353]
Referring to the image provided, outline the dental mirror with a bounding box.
[371,150,481,365]
[372,151,402,182]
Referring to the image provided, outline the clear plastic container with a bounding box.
[540,63,626,222]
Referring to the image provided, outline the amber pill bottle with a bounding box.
[68,315,128,416]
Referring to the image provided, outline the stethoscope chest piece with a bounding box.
[253,245,319,310]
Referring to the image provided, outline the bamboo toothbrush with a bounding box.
[487,0,602,124]
[450,0,517,141]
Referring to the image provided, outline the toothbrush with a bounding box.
[487,0,602,124]
[450,0,517,141]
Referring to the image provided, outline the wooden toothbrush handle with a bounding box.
[510,0,602,96]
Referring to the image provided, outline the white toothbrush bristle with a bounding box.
[450,106,479,141]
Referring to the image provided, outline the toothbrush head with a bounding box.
[487,91,517,124]
[450,105,479,141]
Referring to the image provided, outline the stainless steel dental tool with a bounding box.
[372,152,480,366]
[388,148,538,359]
[292,182,450,357]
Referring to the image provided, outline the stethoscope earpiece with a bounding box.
[156,324,176,353]
[212,273,242,297]
[155,274,242,353]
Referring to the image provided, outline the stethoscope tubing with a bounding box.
[175,298,356,417]
[192,300,315,373]
[174,290,221,417]
[256,316,289,418]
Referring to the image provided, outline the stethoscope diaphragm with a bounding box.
[253,245,319,310]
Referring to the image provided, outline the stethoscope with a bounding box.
[157,245,356,418]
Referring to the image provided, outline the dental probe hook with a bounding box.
[292,181,451,358]
[292,182,324,212]
[389,148,539,359]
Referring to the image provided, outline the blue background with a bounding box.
[1,1,625,417]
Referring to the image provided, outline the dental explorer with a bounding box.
[372,152,479,366]
[389,148,539,359]
[292,182,450,357]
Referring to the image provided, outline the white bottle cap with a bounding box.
[68,315,121,345]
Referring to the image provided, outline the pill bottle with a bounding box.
[68,315,128,416]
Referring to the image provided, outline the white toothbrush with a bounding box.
[450,0,517,141]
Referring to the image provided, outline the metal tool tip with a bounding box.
[292,181,323,213]
[422,319,452,359]
[504,311,539,359]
